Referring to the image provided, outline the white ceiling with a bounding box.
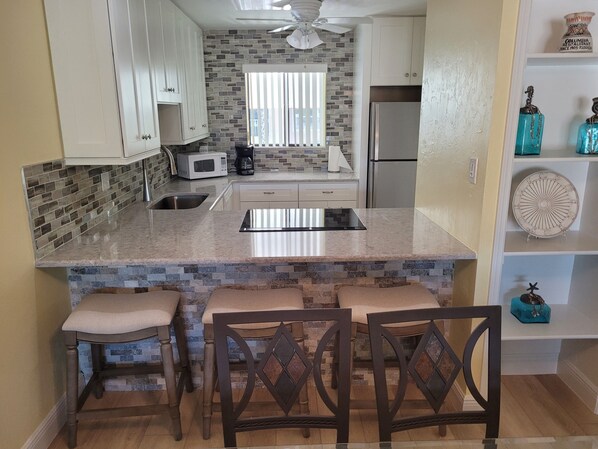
[171,0,427,30]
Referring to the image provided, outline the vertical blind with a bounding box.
[243,64,327,147]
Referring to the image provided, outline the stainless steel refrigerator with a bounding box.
[366,101,421,208]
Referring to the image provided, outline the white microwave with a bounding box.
[177,152,228,180]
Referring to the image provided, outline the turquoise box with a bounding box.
[510,298,551,323]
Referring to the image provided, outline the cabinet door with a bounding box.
[371,17,414,86]
[44,0,124,162]
[109,0,160,156]
[409,17,426,85]
[178,14,209,142]
[147,0,181,103]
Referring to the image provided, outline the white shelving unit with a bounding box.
[490,0,598,382]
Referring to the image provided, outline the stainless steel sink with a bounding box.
[148,193,208,210]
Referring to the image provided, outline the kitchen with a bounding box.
[3,1,598,448]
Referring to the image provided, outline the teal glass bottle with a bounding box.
[576,97,598,154]
[515,86,544,155]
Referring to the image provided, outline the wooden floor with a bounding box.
[48,375,598,449]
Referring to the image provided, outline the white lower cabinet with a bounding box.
[45,0,161,165]
[233,181,357,210]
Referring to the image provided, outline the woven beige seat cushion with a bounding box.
[202,288,304,328]
[62,291,180,334]
[337,284,439,326]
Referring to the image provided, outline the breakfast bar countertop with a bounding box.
[35,173,476,267]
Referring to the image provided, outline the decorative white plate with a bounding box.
[512,170,579,238]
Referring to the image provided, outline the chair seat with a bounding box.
[62,291,180,334]
[202,288,304,329]
[337,284,439,326]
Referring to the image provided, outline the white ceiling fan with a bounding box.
[237,0,353,50]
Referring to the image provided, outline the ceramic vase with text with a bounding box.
[576,97,598,154]
[559,11,595,52]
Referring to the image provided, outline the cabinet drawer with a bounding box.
[239,183,298,202]
[298,182,357,201]
[299,200,357,209]
[240,200,298,210]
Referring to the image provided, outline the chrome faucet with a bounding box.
[161,145,177,176]
[142,146,178,202]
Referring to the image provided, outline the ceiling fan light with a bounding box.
[286,28,323,49]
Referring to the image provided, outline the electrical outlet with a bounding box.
[101,172,110,192]
[468,158,478,184]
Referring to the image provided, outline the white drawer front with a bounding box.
[298,182,357,201]
[240,200,299,210]
[299,200,357,208]
[239,183,299,202]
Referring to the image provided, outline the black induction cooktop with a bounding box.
[239,208,367,232]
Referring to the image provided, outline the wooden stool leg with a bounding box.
[173,312,194,393]
[293,322,310,438]
[202,326,215,439]
[90,343,104,399]
[159,326,182,441]
[65,333,79,449]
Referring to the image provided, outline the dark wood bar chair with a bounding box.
[62,291,194,449]
[213,308,352,448]
[201,287,308,439]
[367,305,501,442]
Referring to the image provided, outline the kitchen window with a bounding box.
[243,64,327,148]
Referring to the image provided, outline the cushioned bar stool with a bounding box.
[333,284,442,405]
[201,287,307,440]
[62,291,194,449]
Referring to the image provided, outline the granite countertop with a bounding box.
[35,172,476,267]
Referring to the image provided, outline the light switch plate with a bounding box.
[101,172,110,191]
[468,158,478,184]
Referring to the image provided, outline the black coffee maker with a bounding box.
[234,144,254,175]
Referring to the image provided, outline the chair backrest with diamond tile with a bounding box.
[213,308,352,448]
[367,305,501,442]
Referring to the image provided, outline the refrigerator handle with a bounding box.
[367,161,375,208]
[372,103,380,160]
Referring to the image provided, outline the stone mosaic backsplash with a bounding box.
[66,260,454,390]
[22,151,178,259]
[199,29,354,172]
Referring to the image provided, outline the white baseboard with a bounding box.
[501,351,559,375]
[558,360,598,414]
[449,381,483,412]
[20,394,65,449]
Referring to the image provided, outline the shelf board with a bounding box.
[527,52,598,66]
[514,149,598,163]
[504,231,598,255]
[501,303,598,340]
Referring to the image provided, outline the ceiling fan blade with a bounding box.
[313,22,351,34]
[272,0,292,7]
[236,18,295,22]
[269,24,296,33]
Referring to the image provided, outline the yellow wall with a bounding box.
[0,1,70,447]
[417,0,519,390]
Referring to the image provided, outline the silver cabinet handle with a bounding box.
[322,191,334,194]
[412,72,417,77]
[202,124,207,127]
[141,134,146,140]
[147,134,151,139]
[190,126,196,130]
[404,73,410,77]
[263,192,275,195]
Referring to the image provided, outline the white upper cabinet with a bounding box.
[159,11,210,145]
[147,0,182,104]
[109,0,161,157]
[45,0,160,165]
[370,17,426,86]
